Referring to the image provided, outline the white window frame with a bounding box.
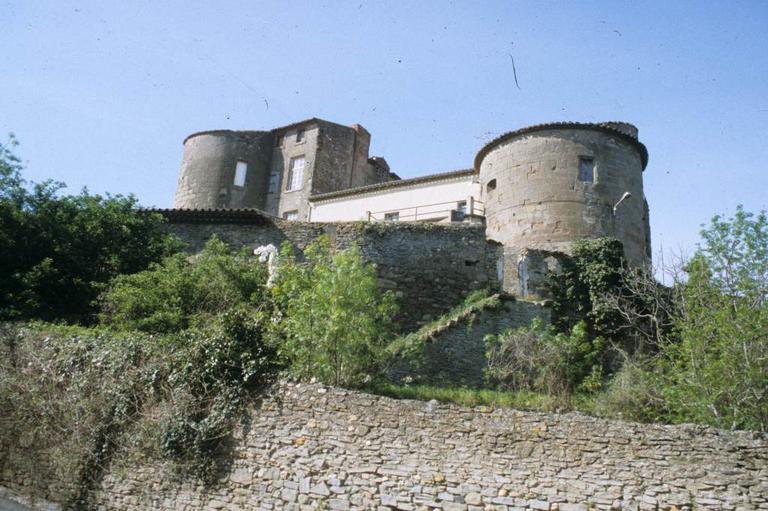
[286,156,305,191]
[283,210,299,221]
[234,161,248,187]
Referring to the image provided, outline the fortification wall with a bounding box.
[390,296,550,387]
[164,214,498,330]
[5,382,764,510]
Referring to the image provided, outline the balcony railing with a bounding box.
[367,198,484,222]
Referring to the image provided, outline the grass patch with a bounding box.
[365,381,559,411]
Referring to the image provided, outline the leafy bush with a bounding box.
[0,324,168,506]
[101,237,269,333]
[588,358,667,423]
[158,308,279,471]
[593,207,768,431]
[0,313,281,500]
[484,319,606,402]
[660,251,768,431]
[548,237,626,338]
[271,236,397,386]
[0,135,180,323]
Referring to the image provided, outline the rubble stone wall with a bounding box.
[3,382,767,510]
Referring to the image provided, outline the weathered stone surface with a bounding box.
[3,382,766,511]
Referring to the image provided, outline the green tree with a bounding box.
[660,207,768,431]
[271,236,397,386]
[0,135,180,322]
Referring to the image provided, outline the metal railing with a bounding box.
[367,197,485,222]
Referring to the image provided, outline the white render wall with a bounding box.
[309,175,481,222]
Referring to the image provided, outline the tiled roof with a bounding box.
[310,168,475,202]
[182,118,358,145]
[474,122,649,171]
[142,207,277,224]
[182,130,271,145]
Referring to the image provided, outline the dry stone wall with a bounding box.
[3,382,767,510]
[82,382,768,511]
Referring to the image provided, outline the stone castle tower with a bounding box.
[172,119,651,293]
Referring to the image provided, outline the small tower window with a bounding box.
[296,128,305,143]
[578,157,595,182]
[234,161,248,187]
[283,210,298,221]
[486,179,497,192]
[286,156,305,191]
[268,170,280,193]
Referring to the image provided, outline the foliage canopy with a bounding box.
[0,135,180,323]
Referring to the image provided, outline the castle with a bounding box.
[170,118,650,302]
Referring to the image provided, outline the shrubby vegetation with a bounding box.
[101,237,269,333]
[478,209,767,432]
[485,319,604,403]
[271,237,397,386]
[0,135,180,323]
[1,229,397,492]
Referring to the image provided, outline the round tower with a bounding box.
[475,122,650,267]
[174,130,274,209]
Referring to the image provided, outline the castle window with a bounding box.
[486,179,497,192]
[283,210,298,221]
[275,134,284,147]
[578,157,594,182]
[296,128,305,143]
[286,156,305,191]
[384,212,399,222]
[268,170,280,193]
[456,201,467,215]
[234,161,248,187]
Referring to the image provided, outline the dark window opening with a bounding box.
[578,157,595,182]
[486,179,497,192]
[296,128,305,142]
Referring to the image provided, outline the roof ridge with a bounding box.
[310,168,475,202]
[473,121,648,171]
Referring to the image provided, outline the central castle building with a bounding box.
[171,118,650,299]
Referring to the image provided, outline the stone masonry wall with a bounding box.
[3,382,767,510]
[59,382,768,510]
[164,216,497,330]
[390,297,550,387]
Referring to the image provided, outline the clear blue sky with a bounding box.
[2,0,767,263]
